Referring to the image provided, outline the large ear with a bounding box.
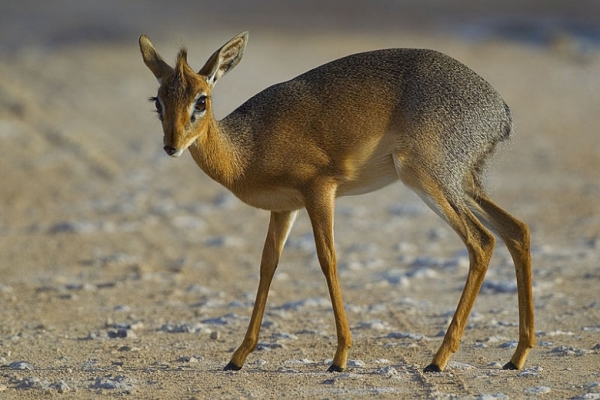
[198,31,249,87]
[139,34,173,83]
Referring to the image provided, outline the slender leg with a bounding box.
[469,195,535,369]
[395,155,496,372]
[395,152,497,372]
[419,189,496,372]
[304,183,352,372]
[224,210,298,370]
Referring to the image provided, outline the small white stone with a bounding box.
[524,386,551,395]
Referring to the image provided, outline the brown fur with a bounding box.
[139,32,534,372]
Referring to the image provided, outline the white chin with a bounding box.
[171,149,184,158]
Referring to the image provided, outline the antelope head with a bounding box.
[139,32,249,157]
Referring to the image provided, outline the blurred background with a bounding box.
[2,0,600,51]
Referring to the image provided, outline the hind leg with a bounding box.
[420,189,496,372]
[394,156,496,371]
[467,193,535,369]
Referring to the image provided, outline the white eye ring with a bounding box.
[189,93,207,122]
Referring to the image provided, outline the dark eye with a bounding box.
[150,97,163,118]
[195,95,207,112]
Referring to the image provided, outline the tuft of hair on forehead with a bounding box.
[176,47,188,64]
[167,47,195,94]
[175,47,191,74]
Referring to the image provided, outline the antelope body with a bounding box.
[139,32,534,373]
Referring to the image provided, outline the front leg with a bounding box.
[224,210,298,371]
[304,182,352,372]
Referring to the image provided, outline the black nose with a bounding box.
[164,146,177,156]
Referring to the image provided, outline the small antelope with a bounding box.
[139,32,534,373]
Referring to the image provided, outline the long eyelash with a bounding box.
[149,96,163,120]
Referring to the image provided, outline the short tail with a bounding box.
[501,102,514,141]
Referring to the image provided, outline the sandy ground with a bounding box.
[1,1,599,399]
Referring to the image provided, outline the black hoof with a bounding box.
[224,362,242,371]
[423,364,442,373]
[327,364,345,373]
[502,361,518,370]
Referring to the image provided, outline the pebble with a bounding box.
[177,356,201,363]
[524,386,551,395]
[481,280,518,294]
[118,345,140,352]
[582,326,600,333]
[16,376,50,390]
[261,319,278,329]
[499,341,518,349]
[210,331,221,340]
[252,359,268,367]
[228,300,251,308]
[279,297,330,310]
[518,366,543,377]
[356,319,390,331]
[193,298,227,309]
[65,282,96,291]
[551,345,588,356]
[544,330,575,336]
[48,221,106,234]
[477,394,509,400]
[283,358,313,365]
[256,342,284,351]
[347,359,365,368]
[108,329,137,339]
[447,361,476,370]
[323,372,362,385]
[92,375,136,393]
[271,332,298,340]
[110,321,144,330]
[53,381,70,393]
[380,270,410,287]
[482,335,507,343]
[160,323,204,334]
[86,332,109,340]
[374,358,392,364]
[573,394,600,400]
[9,361,34,370]
[376,366,398,376]
[82,360,99,370]
[387,331,423,340]
[201,313,244,325]
[201,316,230,325]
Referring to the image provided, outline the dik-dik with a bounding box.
[139,32,534,373]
